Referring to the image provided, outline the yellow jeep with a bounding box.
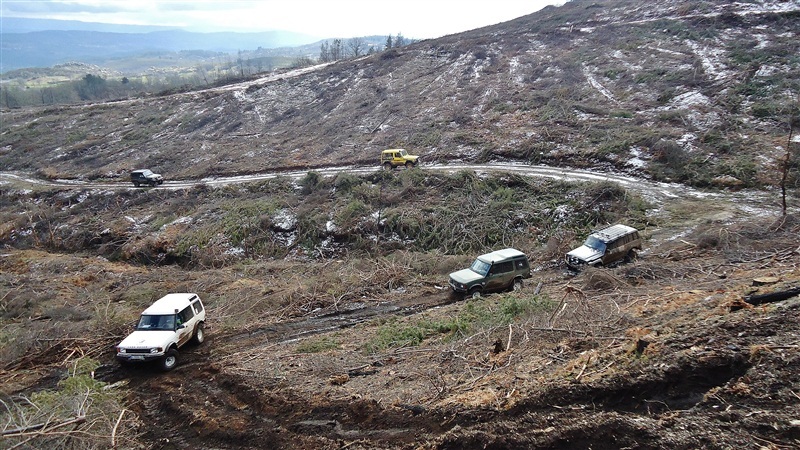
[380,149,419,169]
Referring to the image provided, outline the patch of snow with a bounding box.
[273,209,297,231]
[582,64,617,103]
[684,40,732,81]
[671,91,710,109]
[755,65,779,77]
[326,220,338,233]
[224,246,245,256]
[626,146,648,169]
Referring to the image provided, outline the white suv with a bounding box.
[115,293,206,371]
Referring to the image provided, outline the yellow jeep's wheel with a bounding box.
[405,161,415,168]
[383,162,393,170]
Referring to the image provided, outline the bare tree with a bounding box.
[347,37,365,58]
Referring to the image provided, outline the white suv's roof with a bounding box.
[141,293,199,315]
[478,248,526,263]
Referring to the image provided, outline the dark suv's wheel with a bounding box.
[469,288,482,300]
[159,349,179,371]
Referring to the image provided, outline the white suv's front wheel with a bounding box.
[159,349,179,371]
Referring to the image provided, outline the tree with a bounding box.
[394,33,406,47]
[77,73,107,100]
[347,37,365,58]
[385,35,393,50]
[331,39,343,60]
[319,41,331,62]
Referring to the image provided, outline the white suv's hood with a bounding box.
[449,268,484,284]
[118,330,174,349]
[567,245,602,263]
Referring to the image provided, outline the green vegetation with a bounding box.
[296,336,341,353]
[0,171,652,266]
[364,293,555,353]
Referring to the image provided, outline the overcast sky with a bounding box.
[1,0,567,38]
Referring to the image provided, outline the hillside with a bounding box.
[1,1,799,449]
[2,0,798,189]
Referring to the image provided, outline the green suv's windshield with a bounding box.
[470,259,490,276]
[136,314,176,331]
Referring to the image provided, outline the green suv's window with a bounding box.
[470,259,490,276]
[492,261,514,275]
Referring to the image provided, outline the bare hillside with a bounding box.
[1,0,798,189]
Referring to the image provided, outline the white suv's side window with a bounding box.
[178,306,194,326]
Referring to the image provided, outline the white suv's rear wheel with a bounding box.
[159,349,179,371]
[191,323,205,345]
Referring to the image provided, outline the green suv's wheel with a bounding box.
[512,278,523,292]
[190,323,205,345]
[469,288,482,300]
[159,349,179,372]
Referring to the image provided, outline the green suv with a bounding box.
[449,248,531,299]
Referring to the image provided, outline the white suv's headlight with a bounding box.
[117,348,126,354]
[150,348,160,354]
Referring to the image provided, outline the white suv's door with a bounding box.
[176,306,196,347]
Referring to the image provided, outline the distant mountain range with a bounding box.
[0,17,321,72]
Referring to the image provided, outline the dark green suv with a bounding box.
[448,248,531,299]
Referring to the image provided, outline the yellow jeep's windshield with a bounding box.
[397,149,407,157]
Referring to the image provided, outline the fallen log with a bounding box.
[744,287,800,306]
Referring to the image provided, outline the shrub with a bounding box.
[296,336,341,353]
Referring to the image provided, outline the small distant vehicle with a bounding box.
[449,248,531,299]
[115,293,206,371]
[130,169,164,187]
[566,224,642,269]
[380,149,419,169]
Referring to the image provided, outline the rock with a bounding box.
[711,175,745,188]
[752,276,780,286]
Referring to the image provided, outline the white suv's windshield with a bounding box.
[470,259,490,276]
[136,314,176,331]
[584,236,607,252]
